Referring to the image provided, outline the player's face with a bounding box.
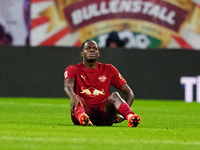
[81,41,100,63]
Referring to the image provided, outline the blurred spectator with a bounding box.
[0,0,29,45]
[106,31,125,48]
[0,24,12,45]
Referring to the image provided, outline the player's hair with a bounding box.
[81,39,99,51]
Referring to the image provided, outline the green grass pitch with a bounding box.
[0,97,200,150]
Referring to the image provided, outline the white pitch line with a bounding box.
[0,101,67,107]
[1,136,200,146]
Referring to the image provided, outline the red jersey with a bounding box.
[64,62,126,106]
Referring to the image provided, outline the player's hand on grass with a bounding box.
[112,114,125,123]
[70,95,83,115]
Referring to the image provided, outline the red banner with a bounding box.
[64,0,188,32]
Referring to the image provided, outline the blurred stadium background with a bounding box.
[0,0,200,103]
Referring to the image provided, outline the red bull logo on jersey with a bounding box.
[80,87,105,97]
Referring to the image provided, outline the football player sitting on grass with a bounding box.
[64,39,141,127]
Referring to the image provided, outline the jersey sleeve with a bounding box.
[109,64,127,89]
[64,65,77,81]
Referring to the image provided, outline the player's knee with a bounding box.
[109,92,121,102]
[111,92,120,98]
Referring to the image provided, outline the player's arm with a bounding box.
[64,78,83,112]
[119,83,134,106]
[109,64,134,106]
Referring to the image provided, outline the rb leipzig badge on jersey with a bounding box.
[98,75,107,82]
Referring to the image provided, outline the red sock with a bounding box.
[74,104,86,120]
[118,103,134,120]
